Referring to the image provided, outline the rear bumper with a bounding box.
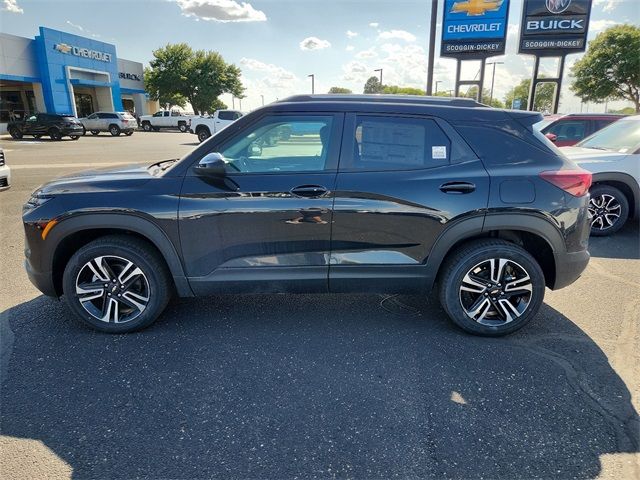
[551,249,590,290]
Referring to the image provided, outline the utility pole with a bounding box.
[435,80,442,94]
[374,68,383,87]
[426,0,437,95]
[239,98,242,110]
[232,96,235,109]
[261,94,264,106]
[486,61,504,104]
[308,74,315,94]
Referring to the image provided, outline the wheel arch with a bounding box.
[591,172,639,219]
[47,213,193,297]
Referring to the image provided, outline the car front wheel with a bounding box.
[8,127,22,139]
[142,122,152,132]
[62,235,172,333]
[49,128,62,141]
[588,184,629,236]
[109,125,121,136]
[438,239,545,336]
[179,123,188,132]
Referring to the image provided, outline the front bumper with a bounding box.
[552,249,590,290]
[61,125,85,136]
[0,165,10,190]
[25,258,57,297]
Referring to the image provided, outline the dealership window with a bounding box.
[0,91,28,122]
[342,116,451,171]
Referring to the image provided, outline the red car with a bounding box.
[537,113,626,147]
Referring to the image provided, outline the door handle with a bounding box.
[291,185,328,198]
[439,181,476,194]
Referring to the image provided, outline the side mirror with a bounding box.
[545,133,558,142]
[195,152,226,176]
[249,144,262,156]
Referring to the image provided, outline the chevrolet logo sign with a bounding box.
[451,0,504,16]
[54,43,72,54]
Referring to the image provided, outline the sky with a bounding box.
[0,0,638,112]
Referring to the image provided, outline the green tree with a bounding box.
[145,43,244,114]
[328,87,353,94]
[382,85,425,95]
[504,79,555,112]
[463,86,504,108]
[363,76,384,94]
[608,106,635,115]
[570,25,640,112]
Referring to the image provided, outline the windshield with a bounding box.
[534,118,555,131]
[577,117,640,153]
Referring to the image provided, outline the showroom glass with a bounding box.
[344,116,451,171]
[219,115,334,173]
[578,118,640,153]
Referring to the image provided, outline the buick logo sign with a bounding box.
[545,0,572,14]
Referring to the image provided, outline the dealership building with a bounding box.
[0,26,154,132]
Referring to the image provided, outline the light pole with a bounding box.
[374,68,383,87]
[435,80,443,94]
[308,74,315,94]
[486,61,504,105]
[239,97,242,110]
[261,94,264,106]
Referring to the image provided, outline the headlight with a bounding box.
[24,190,53,210]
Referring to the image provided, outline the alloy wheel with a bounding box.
[459,258,533,326]
[75,255,150,324]
[589,194,621,231]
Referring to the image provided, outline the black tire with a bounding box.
[62,235,173,333]
[109,124,121,136]
[152,126,160,132]
[49,128,62,141]
[91,130,100,135]
[589,184,629,236]
[8,127,23,139]
[197,127,211,143]
[124,130,134,136]
[70,135,80,140]
[81,126,86,136]
[438,239,545,337]
[34,134,42,139]
[178,122,188,133]
[142,122,152,132]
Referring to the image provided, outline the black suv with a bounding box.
[23,95,592,336]
[8,113,85,141]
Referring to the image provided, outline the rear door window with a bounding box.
[340,115,451,171]
[546,120,587,141]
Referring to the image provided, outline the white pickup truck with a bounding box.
[189,110,243,142]
[139,110,193,132]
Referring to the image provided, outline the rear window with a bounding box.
[218,111,238,121]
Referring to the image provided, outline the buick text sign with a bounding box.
[441,0,510,59]
[518,0,592,56]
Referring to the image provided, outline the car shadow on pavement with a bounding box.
[589,221,640,260]
[1,294,638,479]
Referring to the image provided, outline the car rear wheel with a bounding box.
[197,128,211,142]
[8,127,23,139]
[91,130,100,135]
[70,135,80,140]
[48,128,62,141]
[109,124,121,136]
[588,184,629,236]
[438,239,545,336]
[124,131,134,136]
[62,235,172,333]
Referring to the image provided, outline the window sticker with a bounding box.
[432,146,447,159]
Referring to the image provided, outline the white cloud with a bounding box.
[346,30,358,38]
[342,61,370,83]
[65,20,85,32]
[355,48,377,59]
[239,57,297,89]
[299,36,331,51]
[369,22,379,28]
[346,45,355,51]
[593,0,623,12]
[65,20,102,38]
[377,29,416,42]
[175,0,266,22]
[2,0,23,13]
[590,19,617,33]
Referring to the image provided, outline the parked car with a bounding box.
[80,111,137,136]
[139,110,192,132]
[22,94,592,336]
[190,110,243,142]
[561,115,640,236]
[0,148,10,191]
[8,113,85,141]
[537,113,625,147]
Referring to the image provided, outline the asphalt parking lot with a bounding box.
[0,131,638,479]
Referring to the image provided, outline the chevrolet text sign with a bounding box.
[441,0,510,59]
[54,43,113,62]
[518,0,592,56]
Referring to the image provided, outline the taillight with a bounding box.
[540,169,592,197]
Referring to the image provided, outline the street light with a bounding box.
[374,68,383,86]
[435,80,443,94]
[308,74,315,94]
[486,61,504,104]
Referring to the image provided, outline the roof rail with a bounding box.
[278,94,483,108]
